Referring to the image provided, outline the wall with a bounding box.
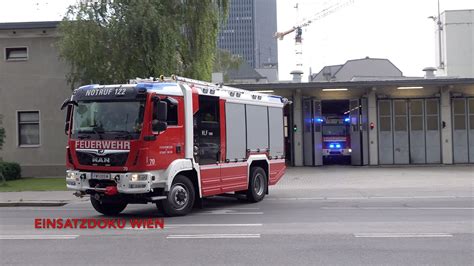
[0,28,70,176]
[437,10,474,78]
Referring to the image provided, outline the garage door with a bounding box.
[470,98,474,163]
[425,99,441,164]
[378,100,393,164]
[378,98,441,165]
[452,98,474,164]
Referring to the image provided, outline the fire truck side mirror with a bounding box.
[152,97,168,133]
[153,97,168,121]
[64,104,73,135]
[152,120,167,133]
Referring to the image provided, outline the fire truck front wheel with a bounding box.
[90,197,127,216]
[247,166,267,203]
[158,175,195,216]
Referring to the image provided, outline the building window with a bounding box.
[18,111,40,146]
[5,47,28,61]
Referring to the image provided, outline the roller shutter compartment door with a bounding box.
[409,99,426,164]
[452,98,468,163]
[378,100,393,164]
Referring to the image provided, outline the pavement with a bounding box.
[0,165,472,206]
[1,165,473,265]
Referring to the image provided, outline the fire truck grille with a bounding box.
[76,151,129,166]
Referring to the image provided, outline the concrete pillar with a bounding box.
[292,89,303,166]
[367,89,379,165]
[440,87,453,164]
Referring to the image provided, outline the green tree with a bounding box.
[58,0,228,88]
[213,49,243,82]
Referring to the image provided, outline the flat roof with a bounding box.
[232,77,474,90]
[0,21,60,30]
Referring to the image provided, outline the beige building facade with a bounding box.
[0,21,70,177]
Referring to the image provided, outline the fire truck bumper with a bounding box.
[65,170,166,194]
[322,148,352,157]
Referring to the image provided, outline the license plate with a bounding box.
[92,173,111,180]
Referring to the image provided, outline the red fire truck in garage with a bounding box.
[61,76,287,216]
[322,116,351,164]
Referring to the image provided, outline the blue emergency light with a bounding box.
[329,143,342,149]
[344,117,350,123]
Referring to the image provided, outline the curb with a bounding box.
[0,202,68,207]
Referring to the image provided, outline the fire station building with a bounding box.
[0,21,473,177]
[236,78,474,167]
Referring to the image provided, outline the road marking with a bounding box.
[198,209,263,215]
[207,207,260,210]
[354,233,453,238]
[166,223,263,228]
[322,207,474,210]
[267,195,473,201]
[0,235,79,240]
[167,234,261,239]
[123,224,263,230]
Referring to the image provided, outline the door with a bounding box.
[469,98,474,163]
[393,100,409,164]
[409,99,426,164]
[361,98,369,165]
[378,100,393,164]
[452,98,468,163]
[302,98,314,166]
[313,100,323,166]
[350,99,362,165]
[425,99,441,163]
[195,96,221,196]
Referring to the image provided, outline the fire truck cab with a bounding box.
[321,115,351,163]
[61,76,287,216]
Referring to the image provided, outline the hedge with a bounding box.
[0,162,21,181]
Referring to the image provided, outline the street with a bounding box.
[1,166,473,265]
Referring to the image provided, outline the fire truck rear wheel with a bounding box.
[247,166,267,203]
[158,175,195,216]
[90,197,127,216]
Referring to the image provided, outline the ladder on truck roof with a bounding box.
[129,75,290,105]
[129,75,265,96]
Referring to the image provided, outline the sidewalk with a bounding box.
[271,165,474,198]
[0,165,472,206]
[0,191,87,207]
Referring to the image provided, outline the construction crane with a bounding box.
[275,0,354,80]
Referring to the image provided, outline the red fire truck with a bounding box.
[322,116,351,163]
[61,76,287,216]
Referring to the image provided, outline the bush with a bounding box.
[0,162,21,181]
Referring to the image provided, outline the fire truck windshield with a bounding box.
[72,101,145,139]
[322,125,347,136]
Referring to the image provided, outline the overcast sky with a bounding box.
[1,0,473,81]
